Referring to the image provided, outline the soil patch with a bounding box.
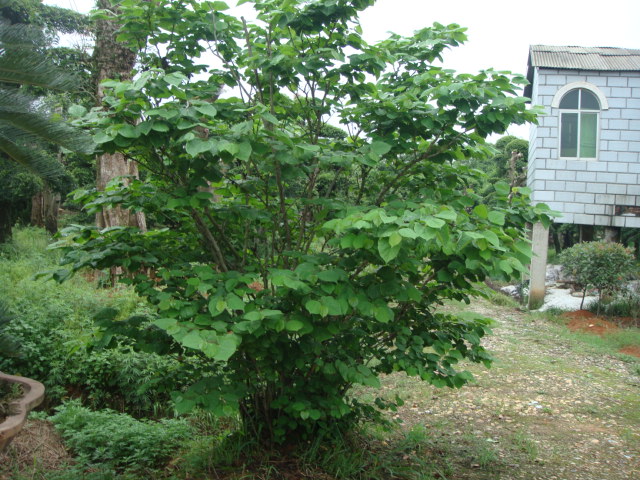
[562,310,619,336]
[0,419,71,478]
[561,310,640,357]
[619,345,640,358]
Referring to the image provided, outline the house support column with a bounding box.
[579,225,594,242]
[528,222,549,310]
[604,226,620,243]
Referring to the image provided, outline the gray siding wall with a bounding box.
[528,68,640,228]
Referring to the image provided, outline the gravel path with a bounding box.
[380,300,640,480]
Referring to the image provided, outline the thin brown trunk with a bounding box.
[31,192,44,228]
[93,0,146,231]
[0,202,12,244]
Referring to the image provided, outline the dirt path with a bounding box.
[379,300,640,480]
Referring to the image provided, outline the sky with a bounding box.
[44,0,640,139]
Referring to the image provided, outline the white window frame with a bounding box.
[552,82,608,161]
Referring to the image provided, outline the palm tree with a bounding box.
[0,18,94,182]
[0,17,94,242]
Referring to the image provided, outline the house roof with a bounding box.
[524,45,640,99]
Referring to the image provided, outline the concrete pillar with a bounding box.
[604,226,620,243]
[528,222,549,310]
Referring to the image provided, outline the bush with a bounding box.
[49,400,192,471]
[57,0,553,445]
[559,241,636,308]
[588,285,640,320]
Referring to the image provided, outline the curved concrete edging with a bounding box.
[0,372,45,452]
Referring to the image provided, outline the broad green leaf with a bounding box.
[482,230,501,247]
[214,334,240,361]
[398,228,418,239]
[389,232,402,247]
[285,319,304,332]
[68,104,86,117]
[151,122,170,132]
[435,209,457,221]
[495,182,510,196]
[216,299,227,312]
[373,305,393,323]
[195,104,218,117]
[118,124,138,138]
[305,300,322,315]
[473,204,488,219]
[236,142,252,161]
[210,1,229,9]
[488,211,505,226]
[243,311,262,321]
[181,330,203,350]
[226,293,245,311]
[94,132,113,144]
[186,138,215,156]
[318,270,343,283]
[378,239,401,263]
[425,217,446,229]
[370,141,391,156]
[154,318,177,330]
[208,298,225,317]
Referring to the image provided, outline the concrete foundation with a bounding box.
[528,222,549,310]
[604,226,621,243]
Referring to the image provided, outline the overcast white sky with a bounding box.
[45,0,640,139]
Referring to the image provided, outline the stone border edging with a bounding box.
[0,372,45,452]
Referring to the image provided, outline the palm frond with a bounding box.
[0,91,94,153]
[0,18,94,178]
[0,19,79,90]
[0,127,68,183]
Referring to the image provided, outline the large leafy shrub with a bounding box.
[560,241,636,308]
[56,0,552,443]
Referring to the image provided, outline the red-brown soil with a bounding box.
[619,345,640,357]
[562,310,640,358]
[563,310,619,335]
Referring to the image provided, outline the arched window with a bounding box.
[559,88,600,159]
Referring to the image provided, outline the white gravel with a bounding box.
[538,287,598,312]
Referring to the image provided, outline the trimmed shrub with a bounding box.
[559,241,636,308]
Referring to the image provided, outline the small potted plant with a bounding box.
[0,301,45,451]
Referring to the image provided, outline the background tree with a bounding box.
[56,0,553,445]
[0,3,93,241]
[92,0,146,231]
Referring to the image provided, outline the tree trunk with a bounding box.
[551,227,562,255]
[93,0,146,231]
[0,202,12,244]
[31,185,61,234]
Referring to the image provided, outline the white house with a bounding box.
[526,45,640,228]
[524,45,640,307]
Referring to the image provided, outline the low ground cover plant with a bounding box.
[49,400,192,472]
[0,227,186,416]
[588,286,640,321]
